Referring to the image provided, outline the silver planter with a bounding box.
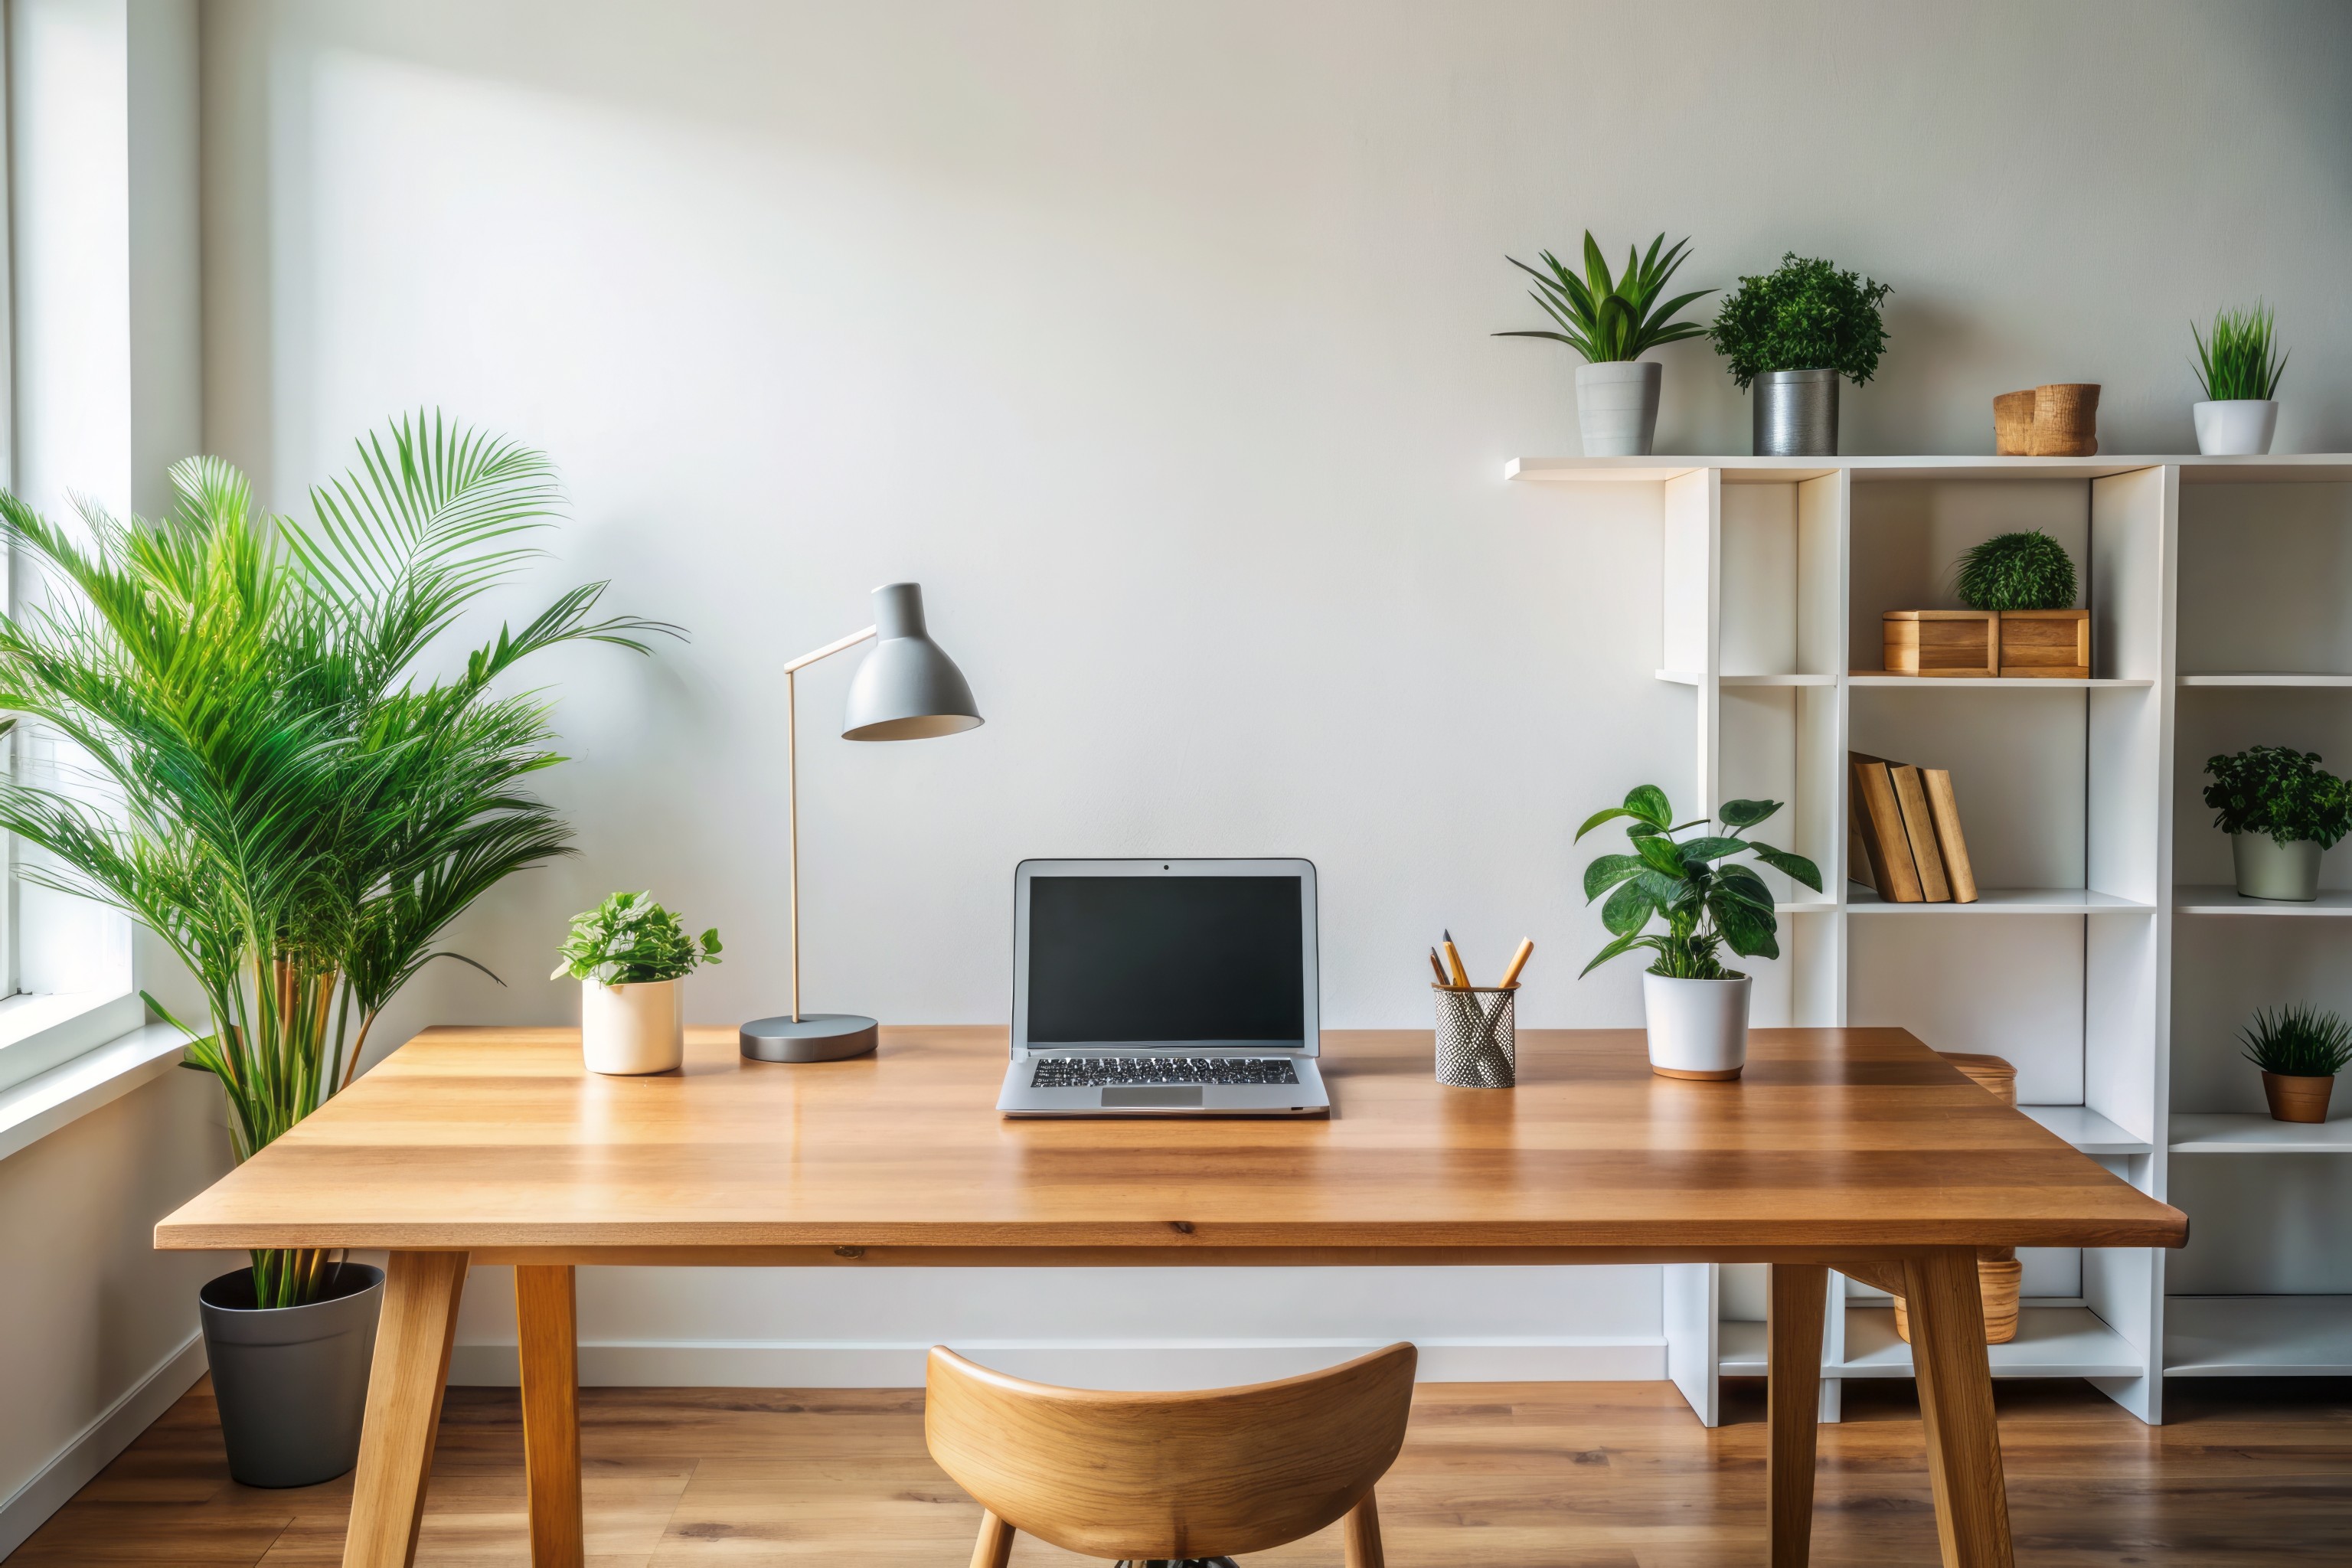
[1753,368,1839,456]
[198,1263,384,1487]
[2233,832,2322,902]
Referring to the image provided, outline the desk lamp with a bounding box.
[740,582,982,1062]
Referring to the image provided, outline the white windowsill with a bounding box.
[0,1019,189,1163]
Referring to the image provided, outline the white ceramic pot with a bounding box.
[1575,360,1663,457]
[581,978,684,1074]
[2233,832,2321,902]
[2193,399,2278,456]
[1642,972,1752,1080]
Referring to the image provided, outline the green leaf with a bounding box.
[1580,929,1657,978]
[1622,784,1673,827]
[1576,805,1641,841]
[1717,797,1782,828]
[1634,833,1687,877]
[1713,863,1774,908]
[1583,853,1646,902]
[1749,843,1824,893]
[1709,892,1780,959]
[1601,877,1658,936]
[1674,835,1748,864]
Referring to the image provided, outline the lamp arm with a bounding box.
[783,623,877,1024]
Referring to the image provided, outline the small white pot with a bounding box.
[1576,360,1663,457]
[581,978,684,1074]
[2193,399,2278,456]
[1642,972,1751,1080]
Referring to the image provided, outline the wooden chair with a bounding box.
[924,1341,1416,1568]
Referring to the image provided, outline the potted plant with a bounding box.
[2239,1004,2352,1123]
[2203,746,2351,902]
[0,415,669,1487]
[2190,304,2288,455]
[554,891,724,1074]
[1707,253,1891,457]
[1955,529,2086,678]
[1495,232,1711,458]
[1576,786,1821,1079]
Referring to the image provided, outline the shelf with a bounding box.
[1842,1305,2143,1378]
[2022,1105,2152,1155]
[1508,454,2352,485]
[1655,669,1838,687]
[1846,887,2154,915]
[2170,1114,2352,1154]
[1717,1318,1767,1375]
[2180,673,2352,688]
[2165,1297,2352,1375]
[2174,885,2352,915]
[1847,674,2154,690]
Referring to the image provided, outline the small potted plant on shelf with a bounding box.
[555,891,724,1074]
[1958,529,2086,678]
[1576,786,1821,1080]
[1707,253,1890,457]
[1495,232,1712,458]
[2239,1004,2352,1123]
[2190,303,2288,456]
[2203,746,2351,902]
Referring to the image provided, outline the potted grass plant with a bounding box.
[2239,1004,2352,1123]
[2203,746,2351,902]
[1707,254,1891,457]
[2191,304,2288,455]
[1576,786,1821,1079]
[1495,233,1712,457]
[554,891,723,1074]
[0,414,671,1487]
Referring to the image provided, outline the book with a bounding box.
[1849,753,1924,902]
[1890,764,1952,902]
[1922,768,1979,903]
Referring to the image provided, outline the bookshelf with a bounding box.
[1513,451,2352,1426]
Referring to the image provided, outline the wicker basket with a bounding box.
[1992,384,2100,457]
[1893,1050,2021,1344]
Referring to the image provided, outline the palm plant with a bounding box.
[0,413,674,1308]
[2192,304,2288,401]
[1495,233,1711,362]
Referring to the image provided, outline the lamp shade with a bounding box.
[841,582,983,741]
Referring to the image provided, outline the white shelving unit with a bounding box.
[1513,451,2352,1426]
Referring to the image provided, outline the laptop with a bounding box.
[997,858,1330,1116]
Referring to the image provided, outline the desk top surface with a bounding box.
[154,1026,2185,1257]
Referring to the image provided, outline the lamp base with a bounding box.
[740,1013,880,1063]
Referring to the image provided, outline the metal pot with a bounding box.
[2233,832,2321,902]
[1752,368,1839,456]
[198,1263,384,1487]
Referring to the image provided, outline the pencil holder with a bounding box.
[1434,985,1517,1089]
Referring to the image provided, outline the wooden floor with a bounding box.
[11,1375,2350,1566]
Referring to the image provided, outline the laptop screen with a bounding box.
[1024,874,1307,1047]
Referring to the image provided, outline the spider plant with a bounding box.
[0,413,675,1308]
[2192,304,2288,401]
[1495,232,1712,362]
[2239,1004,2352,1078]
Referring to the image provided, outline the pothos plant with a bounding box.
[1577,786,1823,978]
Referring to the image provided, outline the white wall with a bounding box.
[193,0,2352,1385]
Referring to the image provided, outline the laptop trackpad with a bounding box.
[1101,1086,1204,1109]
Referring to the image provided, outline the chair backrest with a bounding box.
[925,1341,1416,1562]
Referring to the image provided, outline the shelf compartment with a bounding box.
[2180,674,2352,688]
[1655,669,1838,687]
[2165,1296,2352,1375]
[1847,887,2154,914]
[1841,1305,2141,1378]
[1847,674,2154,689]
[2171,1114,2352,1154]
[2175,885,2352,915]
[2022,1105,2153,1155]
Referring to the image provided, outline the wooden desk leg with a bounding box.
[344,1251,468,1568]
[517,1265,586,1568]
[1767,1263,1828,1568]
[1904,1249,2014,1568]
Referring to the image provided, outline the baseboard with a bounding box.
[0,1328,207,1560]
[448,1336,1664,1389]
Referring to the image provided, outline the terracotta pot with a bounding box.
[2262,1071,2334,1124]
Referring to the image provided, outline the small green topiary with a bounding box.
[1955,531,2077,612]
[1707,254,1891,389]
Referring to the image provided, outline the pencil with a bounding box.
[1427,949,1453,988]
[1441,929,1472,989]
[1498,937,1535,990]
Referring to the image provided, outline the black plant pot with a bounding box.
[198,1263,384,1487]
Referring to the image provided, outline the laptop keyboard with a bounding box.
[1031,1056,1300,1089]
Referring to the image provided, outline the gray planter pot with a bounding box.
[1753,368,1839,456]
[2232,833,2322,902]
[198,1263,383,1487]
[1573,359,1662,456]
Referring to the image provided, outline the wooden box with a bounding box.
[1882,610,1998,677]
[1998,608,2089,678]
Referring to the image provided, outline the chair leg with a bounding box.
[969,1509,1014,1568]
[1342,1488,1385,1568]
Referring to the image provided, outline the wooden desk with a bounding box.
[156,1025,2184,1568]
